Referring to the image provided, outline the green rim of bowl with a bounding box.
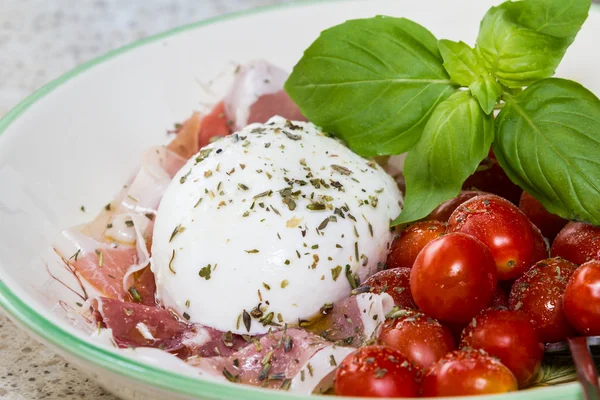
[1,1,598,399]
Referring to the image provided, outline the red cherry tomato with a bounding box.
[563,260,600,336]
[551,222,600,265]
[335,345,420,398]
[519,192,567,241]
[361,268,416,309]
[427,191,485,222]
[378,310,455,371]
[489,286,508,309]
[422,349,518,396]
[462,150,523,204]
[460,309,543,387]
[387,221,446,269]
[509,258,577,343]
[410,233,497,324]
[448,194,537,280]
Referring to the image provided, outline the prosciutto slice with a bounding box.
[98,297,187,351]
[225,60,305,130]
[98,298,247,358]
[54,229,139,301]
[189,328,353,394]
[305,293,395,347]
[167,102,231,160]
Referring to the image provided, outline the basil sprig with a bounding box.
[286,0,600,226]
[284,17,457,157]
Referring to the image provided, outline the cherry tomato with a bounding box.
[489,286,508,309]
[378,310,455,371]
[460,309,543,387]
[361,268,416,309]
[335,345,419,398]
[563,260,600,336]
[462,150,523,204]
[509,257,577,343]
[519,192,567,241]
[448,194,537,280]
[387,221,446,269]
[427,191,485,222]
[551,222,600,265]
[421,349,518,396]
[410,233,497,324]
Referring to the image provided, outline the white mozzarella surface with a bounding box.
[152,116,402,334]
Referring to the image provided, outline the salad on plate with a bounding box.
[49,0,600,397]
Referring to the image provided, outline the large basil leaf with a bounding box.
[494,78,600,225]
[476,0,589,88]
[511,0,591,40]
[285,16,457,157]
[393,91,494,225]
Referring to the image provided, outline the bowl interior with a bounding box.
[0,0,599,398]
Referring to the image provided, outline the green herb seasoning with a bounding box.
[199,264,212,280]
[180,169,192,184]
[128,287,142,303]
[169,224,185,242]
[331,164,353,175]
[331,265,342,281]
[168,249,176,274]
[95,250,103,267]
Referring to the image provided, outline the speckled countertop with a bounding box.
[0,2,286,398]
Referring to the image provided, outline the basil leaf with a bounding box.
[438,40,486,86]
[393,91,494,225]
[511,0,591,40]
[285,16,457,157]
[438,39,501,114]
[469,74,502,115]
[494,78,600,225]
[476,0,589,88]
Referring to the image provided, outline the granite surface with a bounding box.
[0,2,286,398]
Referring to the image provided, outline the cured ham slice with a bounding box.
[98,297,353,394]
[225,60,305,130]
[247,90,305,126]
[167,112,202,161]
[119,146,187,216]
[55,213,156,305]
[98,298,187,351]
[54,229,139,301]
[98,298,248,357]
[189,327,352,393]
[167,102,231,160]
[304,293,394,347]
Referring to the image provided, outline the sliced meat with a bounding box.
[167,112,202,160]
[189,328,329,388]
[180,327,249,358]
[127,266,157,306]
[54,229,139,301]
[304,293,394,347]
[98,297,187,351]
[120,147,187,216]
[225,60,305,130]
[167,102,231,161]
[247,90,305,126]
[197,101,231,148]
[98,297,247,358]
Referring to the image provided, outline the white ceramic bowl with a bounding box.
[1,1,599,399]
